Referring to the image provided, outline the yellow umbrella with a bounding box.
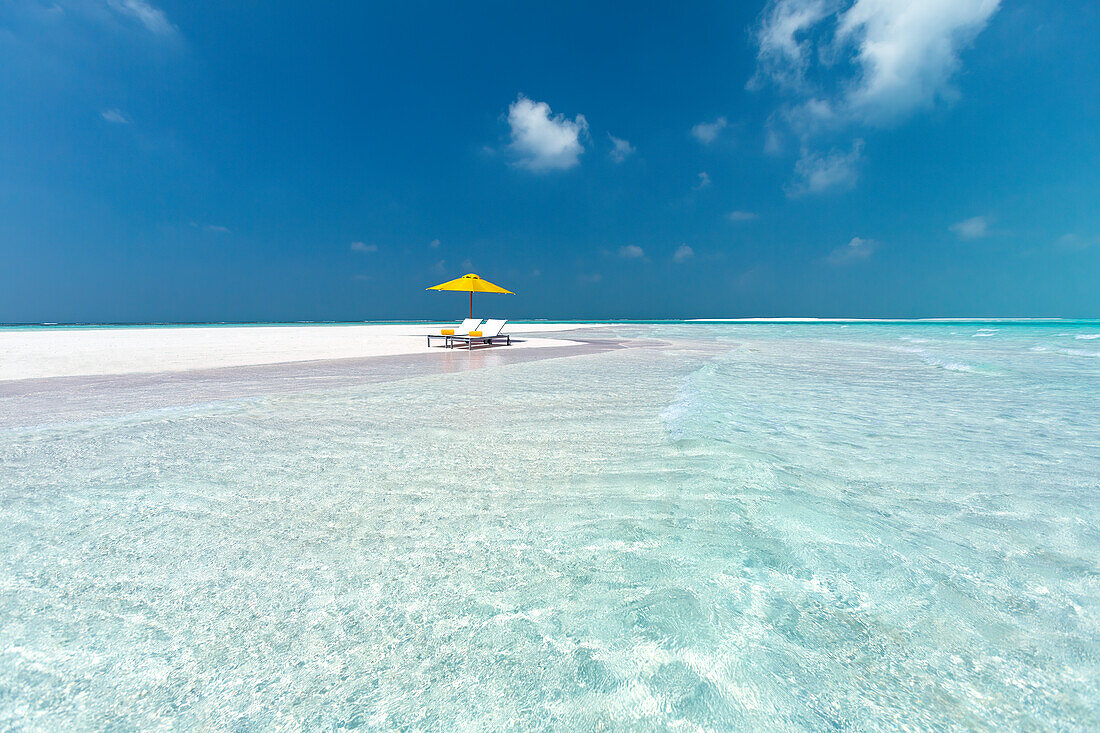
[427,273,514,319]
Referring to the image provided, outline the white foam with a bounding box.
[891,346,977,373]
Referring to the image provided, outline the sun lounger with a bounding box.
[427,318,482,347]
[446,319,510,349]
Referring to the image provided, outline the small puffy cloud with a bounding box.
[950,216,990,240]
[429,238,441,248]
[728,210,758,222]
[691,117,728,144]
[828,236,878,265]
[618,245,645,259]
[787,140,863,196]
[101,108,130,124]
[107,0,176,36]
[578,272,603,284]
[507,95,588,171]
[693,172,711,190]
[608,134,635,163]
[350,241,378,253]
[673,244,695,263]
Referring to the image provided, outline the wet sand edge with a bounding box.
[1,339,631,429]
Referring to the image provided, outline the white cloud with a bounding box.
[750,0,830,92]
[673,244,695,263]
[189,221,230,233]
[578,272,603,284]
[788,140,863,196]
[429,238,441,248]
[618,245,645,259]
[827,236,878,265]
[950,216,990,240]
[101,108,130,124]
[1055,234,1097,251]
[507,95,588,171]
[728,210,758,221]
[350,241,378,253]
[837,0,1002,123]
[783,97,843,138]
[754,0,1000,124]
[107,0,176,36]
[763,121,785,155]
[693,172,712,190]
[752,1,1000,190]
[691,117,728,144]
[608,134,635,163]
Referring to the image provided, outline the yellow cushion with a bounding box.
[468,331,483,337]
[441,329,454,335]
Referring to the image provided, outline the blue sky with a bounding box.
[1,1,1098,321]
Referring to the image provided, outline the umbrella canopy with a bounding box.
[427,273,514,318]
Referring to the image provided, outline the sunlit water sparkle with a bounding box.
[2,324,1099,730]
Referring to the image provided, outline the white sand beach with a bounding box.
[0,323,603,381]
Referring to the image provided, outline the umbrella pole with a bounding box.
[469,291,473,319]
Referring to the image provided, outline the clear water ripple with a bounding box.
[1,324,1098,730]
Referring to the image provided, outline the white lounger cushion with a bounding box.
[455,318,482,335]
[477,319,507,338]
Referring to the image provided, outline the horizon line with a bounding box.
[2,316,1099,329]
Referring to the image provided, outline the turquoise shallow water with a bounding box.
[2,324,1099,730]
